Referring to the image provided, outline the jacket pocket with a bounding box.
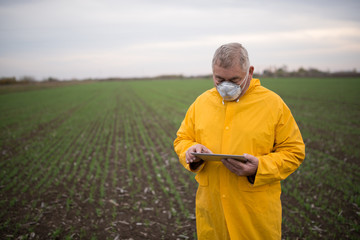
[195,172,209,187]
[238,176,269,192]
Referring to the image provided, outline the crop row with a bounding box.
[0,81,200,239]
[0,78,359,239]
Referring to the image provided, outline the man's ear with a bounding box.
[249,66,255,76]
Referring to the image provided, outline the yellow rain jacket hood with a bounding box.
[174,78,305,239]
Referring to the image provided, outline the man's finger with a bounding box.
[221,159,234,171]
[203,147,212,154]
[243,153,254,161]
[243,154,259,165]
[193,145,200,153]
[222,158,241,170]
[227,158,247,167]
[222,159,244,176]
[186,152,191,163]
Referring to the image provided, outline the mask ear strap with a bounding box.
[241,71,249,88]
[238,70,250,93]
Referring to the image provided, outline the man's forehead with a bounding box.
[213,63,245,74]
[214,58,241,68]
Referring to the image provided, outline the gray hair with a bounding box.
[212,43,250,71]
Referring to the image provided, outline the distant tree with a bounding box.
[0,77,17,85]
[262,69,274,77]
[275,65,289,77]
[297,67,307,77]
[19,76,36,84]
[46,77,59,82]
[259,66,359,78]
[308,68,323,77]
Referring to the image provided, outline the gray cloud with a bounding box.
[0,0,359,79]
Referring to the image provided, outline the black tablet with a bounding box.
[191,153,248,163]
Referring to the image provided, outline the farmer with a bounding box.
[173,43,305,239]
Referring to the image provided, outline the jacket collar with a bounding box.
[246,78,260,95]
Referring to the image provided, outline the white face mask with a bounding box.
[216,71,249,103]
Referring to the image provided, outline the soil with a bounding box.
[1,82,359,240]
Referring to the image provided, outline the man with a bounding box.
[173,43,305,239]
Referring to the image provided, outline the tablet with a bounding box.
[191,153,248,163]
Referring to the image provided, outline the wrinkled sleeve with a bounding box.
[254,101,305,186]
[173,103,205,172]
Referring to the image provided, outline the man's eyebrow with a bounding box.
[215,75,241,81]
[215,75,225,80]
[229,76,240,81]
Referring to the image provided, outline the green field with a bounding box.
[0,77,359,239]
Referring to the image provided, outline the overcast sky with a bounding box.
[1,0,359,80]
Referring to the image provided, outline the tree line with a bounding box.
[1,67,359,85]
[258,66,359,78]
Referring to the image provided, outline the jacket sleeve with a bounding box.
[173,103,205,172]
[254,101,305,186]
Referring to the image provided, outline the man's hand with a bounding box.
[185,144,213,164]
[221,153,258,176]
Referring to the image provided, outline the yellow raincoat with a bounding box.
[174,79,305,239]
